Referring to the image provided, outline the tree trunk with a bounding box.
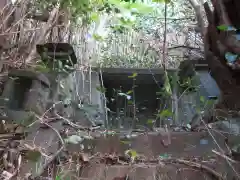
[190,0,240,112]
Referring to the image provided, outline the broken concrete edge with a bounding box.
[91,59,208,74]
[10,127,236,179]
[8,69,50,87]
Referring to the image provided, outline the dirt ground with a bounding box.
[1,119,239,180]
[57,131,240,180]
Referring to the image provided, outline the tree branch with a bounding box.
[187,0,205,37]
[25,7,59,64]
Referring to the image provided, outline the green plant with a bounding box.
[178,76,198,93]
[128,72,138,129]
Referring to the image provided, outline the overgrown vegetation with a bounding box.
[0,0,238,179]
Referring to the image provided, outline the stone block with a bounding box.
[24,79,51,115]
[0,70,51,114]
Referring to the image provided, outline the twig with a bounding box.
[0,28,40,36]
[29,146,64,180]
[0,133,24,139]
[173,159,225,180]
[55,113,98,131]
[187,0,205,37]
[27,118,65,179]
[27,101,63,127]
[200,116,240,178]
[40,121,64,146]
[25,7,59,64]
[99,67,108,128]
[162,0,167,70]
[212,149,237,163]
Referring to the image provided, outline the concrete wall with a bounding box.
[72,70,105,115]
[178,70,220,125]
[71,68,220,127]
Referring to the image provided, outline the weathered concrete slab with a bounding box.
[78,131,227,158]
[27,130,239,180]
[8,70,50,87]
[61,162,225,180]
[0,70,51,115]
[18,120,63,177]
[24,79,50,114]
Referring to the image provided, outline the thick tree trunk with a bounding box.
[190,0,240,112]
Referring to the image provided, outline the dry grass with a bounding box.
[0,1,70,74]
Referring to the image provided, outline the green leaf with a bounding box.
[25,150,41,162]
[159,153,170,159]
[206,100,215,107]
[128,100,133,104]
[118,92,128,96]
[92,33,104,41]
[158,109,172,118]
[34,64,50,73]
[96,86,106,93]
[217,25,228,31]
[165,84,172,94]
[125,149,138,159]
[217,25,236,31]
[164,72,172,95]
[127,90,133,94]
[90,12,99,22]
[101,130,116,135]
[196,107,201,113]
[156,91,165,96]
[58,60,63,70]
[147,119,154,124]
[121,140,131,144]
[200,96,205,103]
[129,4,152,14]
[128,72,138,78]
[152,0,171,3]
[55,175,61,180]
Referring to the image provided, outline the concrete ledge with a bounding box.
[92,60,208,74]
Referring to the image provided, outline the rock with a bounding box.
[0,70,50,115]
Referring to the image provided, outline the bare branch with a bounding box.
[187,0,205,37]
[25,7,59,64]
